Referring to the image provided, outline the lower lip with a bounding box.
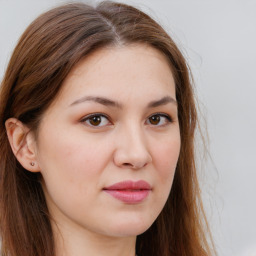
[104,190,150,203]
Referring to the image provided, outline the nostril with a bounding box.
[122,162,147,169]
[114,147,152,169]
[123,163,132,167]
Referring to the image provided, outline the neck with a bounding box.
[52,220,137,256]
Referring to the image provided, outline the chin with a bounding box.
[105,215,155,237]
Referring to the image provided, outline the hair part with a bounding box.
[0,2,215,256]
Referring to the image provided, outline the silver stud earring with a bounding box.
[30,162,35,166]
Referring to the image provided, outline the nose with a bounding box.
[113,125,152,169]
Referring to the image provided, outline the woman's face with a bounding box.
[35,44,180,238]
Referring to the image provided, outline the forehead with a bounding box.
[56,44,176,106]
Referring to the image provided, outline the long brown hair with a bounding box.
[0,2,214,256]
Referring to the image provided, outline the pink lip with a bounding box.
[103,180,151,204]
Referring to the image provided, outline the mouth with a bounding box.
[103,180,151,204]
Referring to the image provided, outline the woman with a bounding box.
[0,2,215,256]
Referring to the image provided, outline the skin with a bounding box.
[6,44,180,256]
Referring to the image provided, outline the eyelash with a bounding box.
[80,112,173,128]
[146,113,173,126]
[80,113,112,128]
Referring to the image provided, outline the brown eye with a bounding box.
[149,115,160,125]
[88,116,102,126]
[82,114,110,127]
[147,114,172,126]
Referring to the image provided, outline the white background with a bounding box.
[1,0,256,255]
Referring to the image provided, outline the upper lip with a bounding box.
[104,180,151,190]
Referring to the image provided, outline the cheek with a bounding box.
[36,130,114,217]
[38,127,109,171]
[148,136,180,220]
[152,136,181,182]
[36,128,114,198]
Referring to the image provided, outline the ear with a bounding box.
[5,118,40,172]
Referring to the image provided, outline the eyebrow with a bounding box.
[70,95,177,108]
[147,96,177,108]
[70,96,122,108]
